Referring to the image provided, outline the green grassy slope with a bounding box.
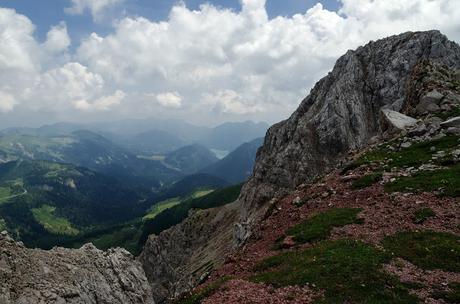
[0,159,148,249]
[139,183,242,246]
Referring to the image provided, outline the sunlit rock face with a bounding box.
[239,30,460,219]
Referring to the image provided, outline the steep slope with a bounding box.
[174,33,460,304]
[140,30,460,303]
[180,132,460,303]
[201,138,264,184]
[139,202,239,303]
[139,184,242,245]
[238,30,460,228]
[164,144,218,175]
[0,234,154,304]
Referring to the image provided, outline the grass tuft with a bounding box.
[412,208,435,224]
[351,173,382,189]
[385,165,460,197]
[285,208,363,244]
[382,230,460,272]
[356,135,460,169]
[436,106,460,120]
[432,282,460,303]
[252,239,417,303]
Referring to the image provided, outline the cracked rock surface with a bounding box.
[239,30,460,221]
[0,234,154,304]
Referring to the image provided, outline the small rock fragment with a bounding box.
[282,236,296,249]
[441,116,460,128]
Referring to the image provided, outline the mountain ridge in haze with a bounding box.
[201,137,264,184]
[1,119,269,154]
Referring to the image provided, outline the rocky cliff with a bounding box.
[0,232,154,304]
[139,203,239,303]
[140,30,460,303]
[239,30,460,224]
[172,30,460,304]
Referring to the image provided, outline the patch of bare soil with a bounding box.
[202,279,319,304]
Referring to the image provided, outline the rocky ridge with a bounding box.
[239,30,460,226]
[177,73,460,302]
[0,233,154,304]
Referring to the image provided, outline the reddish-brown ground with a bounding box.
[193,165,460,303]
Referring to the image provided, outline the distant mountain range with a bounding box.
[0,130,179,189]
[0,119,265,251]
[163,144,219,175]
[1,119,269,155]
[114,129,186,154]
[201,137,264,184]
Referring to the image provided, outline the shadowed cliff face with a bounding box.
[139,203,239,303]
[239,30,460,219]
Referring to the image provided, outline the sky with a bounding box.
[0,0,459,128]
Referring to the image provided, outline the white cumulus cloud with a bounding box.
[74,90,125,111]
[0,8,39,72]
[1,1,460,126]
[65,0,124,21]
[43,22,71,53]
[73,0,460,124]
[155,92,183,109]
[31,62,123,112]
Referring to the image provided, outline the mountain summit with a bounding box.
[239,30,460,225]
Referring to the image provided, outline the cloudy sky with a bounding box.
[0,0,459,128]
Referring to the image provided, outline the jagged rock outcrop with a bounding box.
[239,30,460,223]
[0,232,154,304]
[139,204,239,303]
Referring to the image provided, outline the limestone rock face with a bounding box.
[0,234,154,304]
[239,31,460,222]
